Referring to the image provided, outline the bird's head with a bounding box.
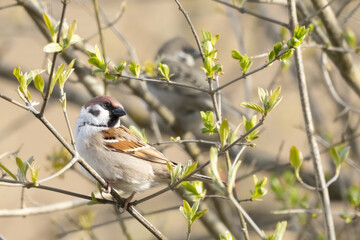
[77,96,126,129]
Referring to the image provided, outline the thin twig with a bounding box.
[288,0,336,239]
[272,208,360,217]
[212,58,276,93]
[40,0,69,116]
[92,0,108,94]
[174,0,205,62]
[56,206,180,238]
[321,53,360,115]
[0,2,19,10]
[37,155,78,184]
[116,74,208,93]
[229,195,266,239]
[213,0,289,28]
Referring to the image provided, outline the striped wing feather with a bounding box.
[101,126,170,165]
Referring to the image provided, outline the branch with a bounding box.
[39,0,69,116]
[288,0,336,239]
[174,0,205,61]
[308,0,360,96]
[213,0,289,28]
[321,53,360,115]
[0,199,88,217]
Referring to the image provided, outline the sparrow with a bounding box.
[75,96,211,198]
[147,37,242,133]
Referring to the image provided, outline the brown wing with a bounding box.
[101,125,171,165]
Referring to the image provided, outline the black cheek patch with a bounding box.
[89,109,100,117]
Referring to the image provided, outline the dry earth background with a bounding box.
[0,0,360,239]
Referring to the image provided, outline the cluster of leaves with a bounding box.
[13,67,44,103]
[271,170,309,210]
[87,46,175,82]
[166,160,198,186]
[43,13,81,53]
[182,181,207,201]
[251,175,268,201]
[180,200,208,233]
[200,111,218,135]
[242,86,282,117]
[0,156,40,186]
[340,185,360,223]
[13,13,77,105]
[268,24,312,63]
[232,50,252,74]
[200,30,223,78]
[243,115,259,141]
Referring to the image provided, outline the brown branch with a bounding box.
[288,0,336,239]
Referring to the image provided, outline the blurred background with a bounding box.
[0,0,360,239]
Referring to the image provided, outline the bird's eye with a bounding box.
[103,102,112,109]
[89,109,100,117]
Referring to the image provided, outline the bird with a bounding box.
[147,37,242,134]
[75,96,211,204]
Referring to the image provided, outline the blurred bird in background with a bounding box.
[147,37,242,138]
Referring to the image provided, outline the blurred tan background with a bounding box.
[1,0,360,239]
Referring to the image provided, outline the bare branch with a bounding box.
[288,0,336,239]
[213,0,289,28]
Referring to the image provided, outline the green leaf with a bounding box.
[329,146,340,166]
[289,146,303,171]
[280,49,294,61]
[182,181,206,201]
[220,231,235,240]
[87,192,101,205]
[268,221,287,240]
[345,29,357,48]
[202,41,214,57]
[158,63,171,81]
[231,50,243,60]
[180,160,198,180]
[268,50,275,62]
[219,120,230,148]
[43,12,54,38]
[241,102,264,114]
[34,74,45,95]
[209,147,225,191]
[29,162,40,187]
[180,200,192,224]
[94,45,104,63]
[346,186,360,208]
[339,147,350,164]
[200,111,218,135]
[273,42,283,56]
[192,208,207,223]
[88,57,105,70]
[203,57,213,77]
[129,61,141,77]
[16,157,26,181]
[66,20,76,48]
[0,162,18,180]
[289,146,303,181]
[129,125,148,143]
[114,61,127,74]
[43,43,63,53]
[268,86,282,112]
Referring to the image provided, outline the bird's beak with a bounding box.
[112,107,126,117]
